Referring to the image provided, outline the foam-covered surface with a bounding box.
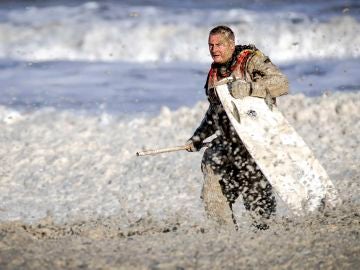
[0,93,359,269]
[0,92,359,226]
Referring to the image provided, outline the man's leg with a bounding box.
[243,180,276,229]
[201,142,234,226]
[231,142,276,230]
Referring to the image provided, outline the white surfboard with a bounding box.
[215,78,341,215]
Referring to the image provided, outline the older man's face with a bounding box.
[208,34,235,64]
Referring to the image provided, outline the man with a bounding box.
[187,25,289,230]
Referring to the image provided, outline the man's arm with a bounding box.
[247,51,289,98]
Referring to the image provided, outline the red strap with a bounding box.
[231,49,253,77]
[208,67,217,87]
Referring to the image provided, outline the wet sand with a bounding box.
[0,207,359,269]
[0,92,359,269]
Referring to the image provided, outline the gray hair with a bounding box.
[209,26,235,42]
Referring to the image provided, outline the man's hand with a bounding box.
[230,80,251,99]
[186,136,202,152]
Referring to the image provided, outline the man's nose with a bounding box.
[210,46,218,53]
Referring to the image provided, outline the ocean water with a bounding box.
[0,0,359,114]
[0,0,359,225]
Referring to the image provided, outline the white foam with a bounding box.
[0,92,359,225]
[0,108,25,124]
[0,3,359,63]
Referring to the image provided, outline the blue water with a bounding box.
[0,60,206,114]
[1,58,359,115]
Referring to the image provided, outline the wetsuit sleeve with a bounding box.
[190,104,216,142]
[247,51,289,98]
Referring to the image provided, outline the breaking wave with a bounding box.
[0,3,359,63]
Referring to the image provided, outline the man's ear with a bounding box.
[230,41,235,51]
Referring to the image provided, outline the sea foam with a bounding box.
[0,4,359,63]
